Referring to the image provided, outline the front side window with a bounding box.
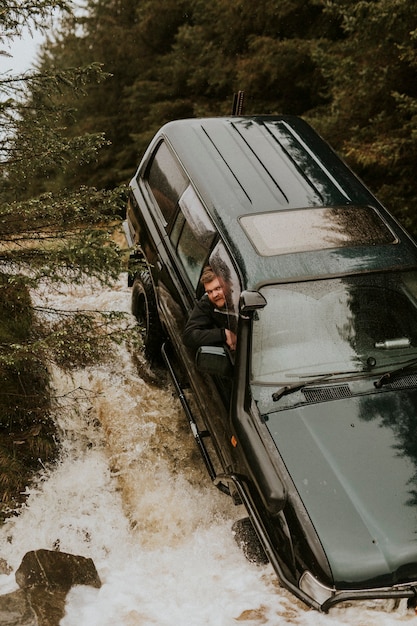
[208,242,241,334]
[251,271,417,384]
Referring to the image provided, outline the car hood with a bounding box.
[265,387,417,586]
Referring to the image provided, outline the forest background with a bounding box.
[10,0,417,235]
[1,0,417,507]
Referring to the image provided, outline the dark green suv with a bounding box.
[124,115,417,612]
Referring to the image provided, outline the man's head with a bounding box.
[200,266,226,308]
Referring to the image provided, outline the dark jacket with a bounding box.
[183,294,234,353]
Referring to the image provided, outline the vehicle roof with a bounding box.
[154,116,417,288]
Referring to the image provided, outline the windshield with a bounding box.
[251,271,417,384]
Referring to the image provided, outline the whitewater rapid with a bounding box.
[0,276,415,625]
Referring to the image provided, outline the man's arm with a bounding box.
[224,329,237,351]
[183,299,226,352]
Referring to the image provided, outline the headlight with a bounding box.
[299,571,334,605]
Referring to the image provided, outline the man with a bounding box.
[183,266,237,353]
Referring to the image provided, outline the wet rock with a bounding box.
[0,550,101,626]
[15,550,101,591]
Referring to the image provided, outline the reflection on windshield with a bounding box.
[251,271,417,384]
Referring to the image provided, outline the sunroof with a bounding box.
[239,206,397,256]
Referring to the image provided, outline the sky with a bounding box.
[0,29,44,74]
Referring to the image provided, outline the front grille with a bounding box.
[303,384,352,403]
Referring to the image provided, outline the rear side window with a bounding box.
[145,141,188,226]
[171,185,216,289]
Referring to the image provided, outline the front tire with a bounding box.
[232,517,269,565]
[131,270,165,363]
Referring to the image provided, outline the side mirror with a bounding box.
[195,346,233,377]
[239,290,267,315]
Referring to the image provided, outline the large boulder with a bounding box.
[15,550,101,591]
[0,550,101,626]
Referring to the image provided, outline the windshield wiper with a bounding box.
[272,368,367,402]
[272,375,334,402]
[374,358,417,389]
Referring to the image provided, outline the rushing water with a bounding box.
[0,276,415,625]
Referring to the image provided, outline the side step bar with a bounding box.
[161,342,230,496]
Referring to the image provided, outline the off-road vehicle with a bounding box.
[124,115,417,612]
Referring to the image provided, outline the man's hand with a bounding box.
[225,329,237,351]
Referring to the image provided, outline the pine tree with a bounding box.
[307,0,417,234]
[0,0,127,509]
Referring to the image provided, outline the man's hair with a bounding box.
[200,266,217,286]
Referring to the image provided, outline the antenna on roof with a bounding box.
[231,90,245,115]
